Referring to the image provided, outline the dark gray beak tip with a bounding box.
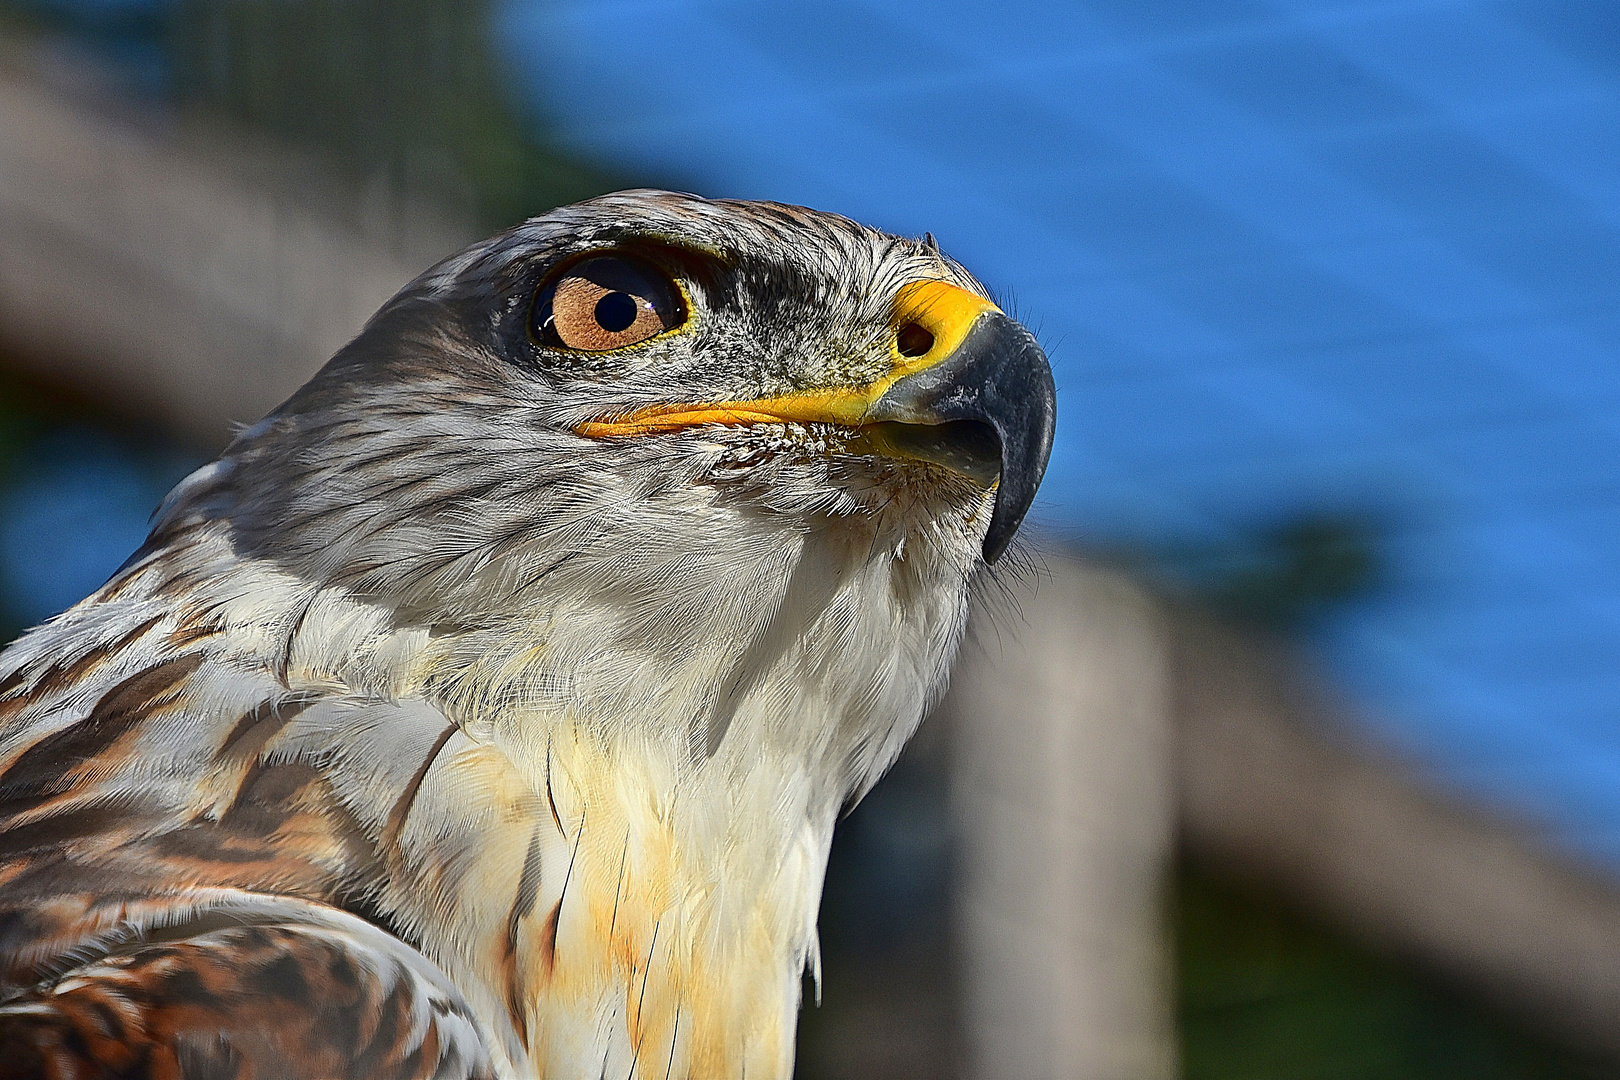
[976,317,1056,564]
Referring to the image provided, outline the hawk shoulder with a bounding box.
[0,909,494,1080]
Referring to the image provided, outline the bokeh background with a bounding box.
[4,1,1620,1076]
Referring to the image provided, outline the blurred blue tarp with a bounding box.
[495,0,1620,866]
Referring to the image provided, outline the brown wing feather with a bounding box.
[0,504,533,1075]
[0,920,495,1080]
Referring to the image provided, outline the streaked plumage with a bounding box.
[0,191,1054,1079]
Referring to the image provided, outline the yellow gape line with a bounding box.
[573,279,999,438]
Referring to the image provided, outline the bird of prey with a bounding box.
[0,190,1054,1079]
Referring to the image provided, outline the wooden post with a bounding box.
[944,556,1179,1080]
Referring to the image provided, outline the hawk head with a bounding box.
[213,189,1052,593]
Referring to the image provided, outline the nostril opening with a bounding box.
[896,322,935,358]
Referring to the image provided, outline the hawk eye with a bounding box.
[534,254,684,352]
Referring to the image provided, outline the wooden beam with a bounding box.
[947,556,1620,1074]
[1173,611,1620,1058]
[0,49,453,446]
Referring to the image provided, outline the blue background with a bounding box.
[6,0,1620,878]
[491,0,1620,867]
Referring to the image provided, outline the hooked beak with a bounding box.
[863,302,1056,563]
[574,280,1057,563]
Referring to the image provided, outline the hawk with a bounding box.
[0,191,1054,1079]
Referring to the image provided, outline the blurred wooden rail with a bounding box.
[7,50,1620,1077]
[1171,608,1620,1061]
[946,559,1620,1076]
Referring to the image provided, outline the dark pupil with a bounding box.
[595,292,639,333]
